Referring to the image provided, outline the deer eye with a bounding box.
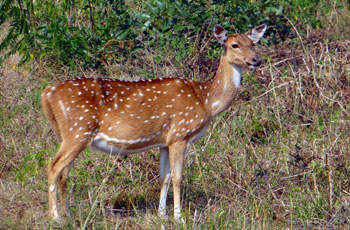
[231,44,239,49]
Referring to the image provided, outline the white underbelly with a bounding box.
[91,134,166,155]
[189,125,208,143]
[90,124,207,155]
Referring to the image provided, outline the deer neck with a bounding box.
[204,57,243,117]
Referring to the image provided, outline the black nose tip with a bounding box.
[252,57,262,66]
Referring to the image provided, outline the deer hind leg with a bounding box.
[158,147,171,216]
[57,162,74,217]
[168,141,187,222]
[41,93,61,138]
[47,140,87,221]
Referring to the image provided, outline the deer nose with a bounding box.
[252,57,262,66]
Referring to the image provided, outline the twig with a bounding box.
[258,162,286,208]
[250,81,294,102]
[272,55,303,67]
[81,154,121,230]
[284,15,307,55]
[88,0,94,32]
[192,209,198,230]
[280,169,314,180]
[226,177,266,204]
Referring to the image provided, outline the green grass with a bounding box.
[1,7,350,230]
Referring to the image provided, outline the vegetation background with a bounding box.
[0,0,349,229]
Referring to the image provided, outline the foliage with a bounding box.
[0,0,338,69]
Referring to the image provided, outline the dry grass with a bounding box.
[1,15,350,230]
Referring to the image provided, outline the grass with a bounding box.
[1,10,350,230]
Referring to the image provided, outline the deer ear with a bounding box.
[214,24,228,45]
[246,24,267,44]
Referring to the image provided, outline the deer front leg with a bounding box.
[168,141,187,222]
[158,147,171,216]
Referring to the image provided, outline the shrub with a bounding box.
[0,0,333,70]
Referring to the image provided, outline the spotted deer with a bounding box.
[42,23,267,222]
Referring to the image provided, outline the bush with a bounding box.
[0,0,334,70]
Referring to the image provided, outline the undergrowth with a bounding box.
[1,1,350,229]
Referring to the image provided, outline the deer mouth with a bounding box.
[247,61,262,69]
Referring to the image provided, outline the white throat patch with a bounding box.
[232,65,242,88]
